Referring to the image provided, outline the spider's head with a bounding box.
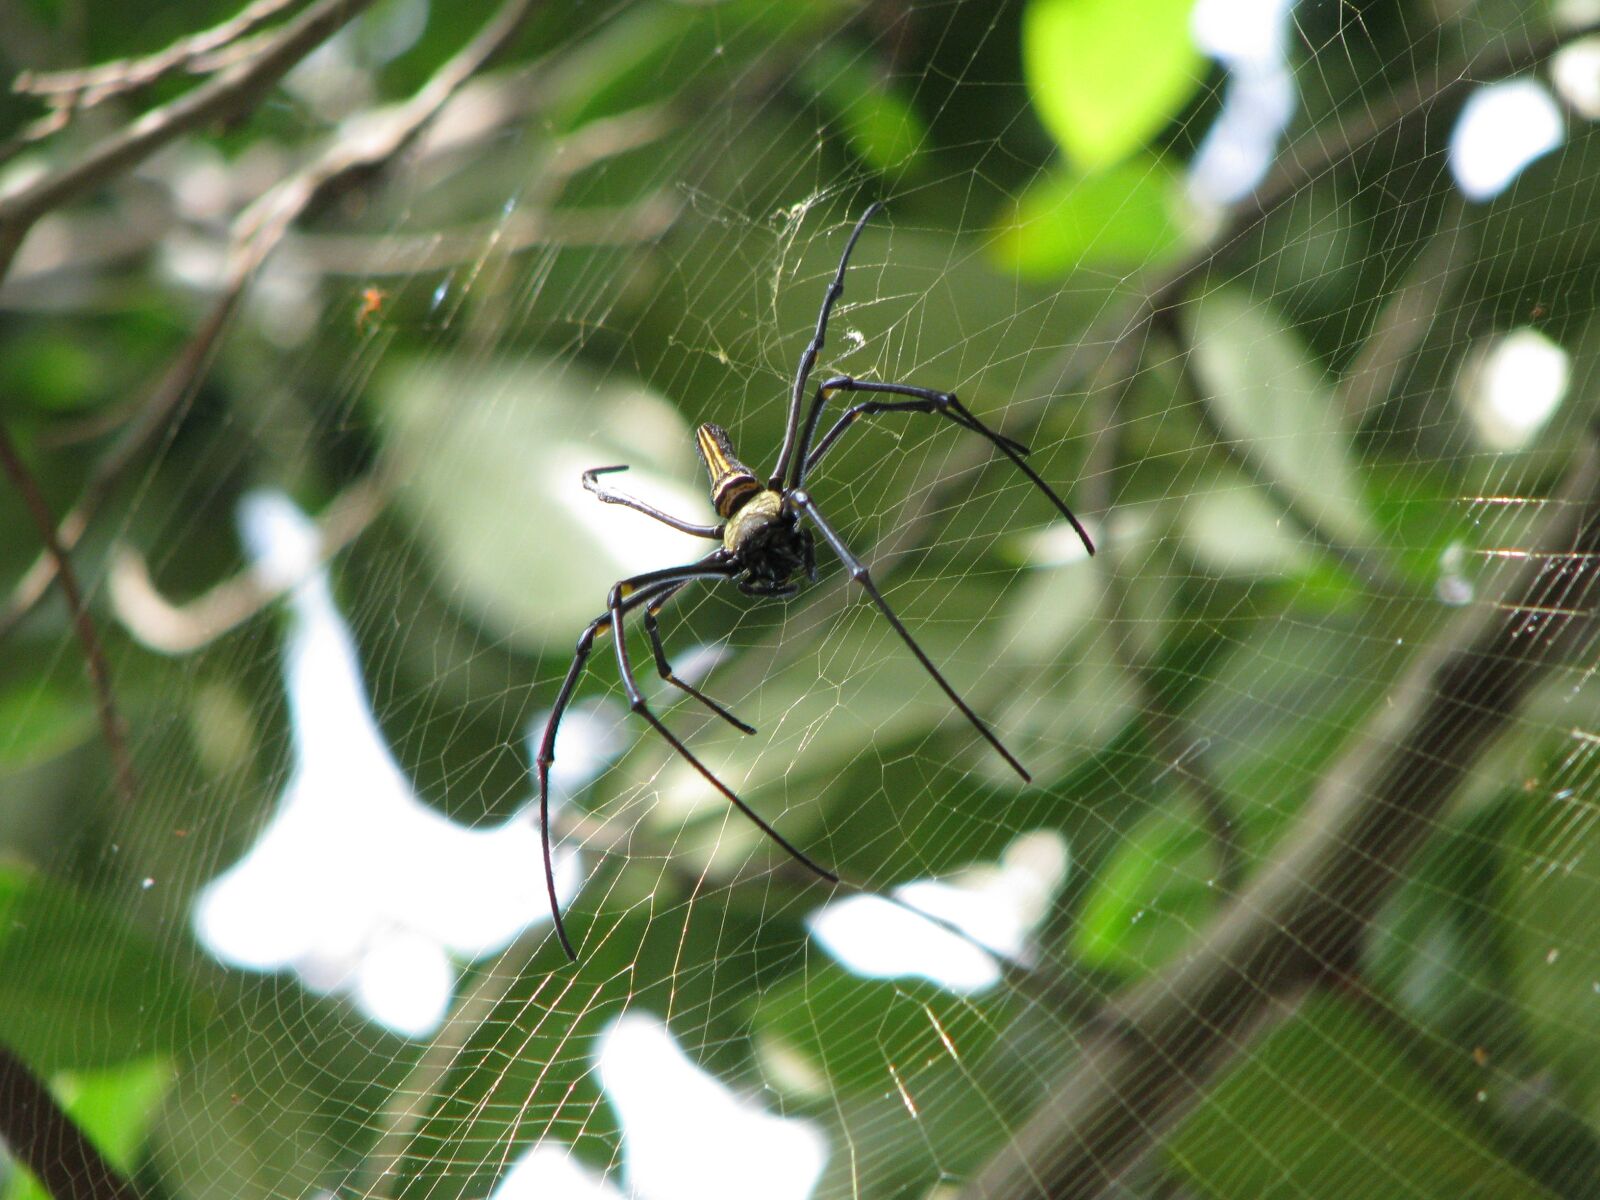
[724,488,810,594]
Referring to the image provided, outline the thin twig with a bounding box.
[13,0,308,111]
[1339,192,1475,425]
[0,297,239,641]
[0,423,137,809]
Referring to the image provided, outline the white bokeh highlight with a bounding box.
[1448,80,1565,201]
[1462,328,1571,451]
[807,831,1069,993]
[491,1146,626,1200]
[192,491,594,1036]
[598,1013,827,1200]
[490,1014,828,1200]
[1552,37,1600,119]
[1188,0,1299,206]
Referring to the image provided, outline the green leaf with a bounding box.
[1168,995,1555,1198]
[1367,798,1517,1043]
[1187,289,1376,548]
[991,158,1187,277]
[368,355,709,650]
[804,46,928,177]
[1179,479,1320,579]
[0,677,95,767]
[1074,808,1222,975]
[1509,782,1600,1120]
[1021,0,1204,170]
[618,575,1017,871]
[0,868,196,1072]
[754,963,1000,1097]
[2,1058,172,1200]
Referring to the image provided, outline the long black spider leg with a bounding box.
[792,377,1025,484]
[536,556,733,961]
[642,585,756,735]
[584,466,723,539]
[609,577,840,903]
[788,487,1032,782]
[769,202,882,487]
[795,378,1095,557]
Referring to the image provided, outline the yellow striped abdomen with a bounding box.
[696,423,762,518]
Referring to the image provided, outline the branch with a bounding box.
[0,423,137,809]
[0,0,540,640]
[961,435,1600,1198]
[107,474,385,654]
[12,0,308,113]
[0,0,380,283]
[1339,193,1475,425]
[0,1043,142,1200]
[0,298,237,641]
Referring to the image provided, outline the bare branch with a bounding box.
[14,0,309,112]
[0,423,137,809]
[1339,193,1475,425]
[108,475,385,654]
[0,297,239,641]
[0,0,381,284]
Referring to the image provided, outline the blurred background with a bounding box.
[2,0,1600,1197]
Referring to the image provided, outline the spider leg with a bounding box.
[794,378,1094,557]
[607,578,840,896]
[795,377,1027,477]
[769,203,882,487]
[788,488,1032,782]
[642,586,756,735]
[584,466,723,539]
[536,555,731,961]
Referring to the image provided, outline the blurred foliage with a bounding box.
[0,0,1599,1198]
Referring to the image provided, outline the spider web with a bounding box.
[5,1,1600,1198]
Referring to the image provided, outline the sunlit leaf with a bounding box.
[1187,289,1376,548]
[2,1059,172,1200]
[991,157,1187,277]
[1179,480,1319,578]
[754,963,998,1096]
[1074,808,1221,975]
[368,356,710,649]
[0,677,95,767]
[0,868,195,1072]
[1021,0,1204,170]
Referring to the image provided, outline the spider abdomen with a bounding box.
[696,423,762,518]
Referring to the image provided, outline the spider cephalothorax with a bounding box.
[696,423,815,595]
[538,203,1096,960]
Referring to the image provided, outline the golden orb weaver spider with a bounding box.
[537,203,1095,960]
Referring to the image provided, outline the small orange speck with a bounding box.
[357,286,387,331]
[1473,1046,1489,1067]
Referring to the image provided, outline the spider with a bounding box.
[536,203,1095,960]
